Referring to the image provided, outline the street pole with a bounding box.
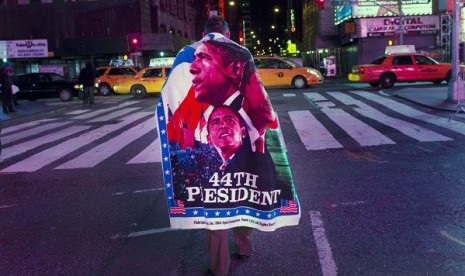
[397,0,403,45]
[447,0,461,101]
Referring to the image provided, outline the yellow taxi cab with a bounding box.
[253,56,323,89]
[348,52,462,89]
[113,66,171,98]
[95,66,138,95]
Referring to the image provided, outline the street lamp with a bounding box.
[227,1,236,42]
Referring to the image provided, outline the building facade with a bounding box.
[301,0,464,76]
[0,0,208,80]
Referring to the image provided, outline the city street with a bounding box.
[2,82,465,275]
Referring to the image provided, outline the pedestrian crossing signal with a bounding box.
[316,0,325,9]
[127,33,142,52]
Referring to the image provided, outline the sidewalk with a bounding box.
[392,85,461,112]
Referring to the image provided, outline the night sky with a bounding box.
[249,0,288,42]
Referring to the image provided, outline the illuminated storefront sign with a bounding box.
[353,2,432,17]
[358,15,439,38]
[290,9,295,32]
[0,39,48,59]
[335,1,432,24]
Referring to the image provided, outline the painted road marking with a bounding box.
[310,210,338,276]
[0,126,91,161]
[304,92,328,102]
[329,92,452,142]
[0,112,151,173]
[89,107,141,122]
[440,231,465,246]
[0,119,57,135]
[2,122,71,145]
[4,90,465,171]
[315,100,395,146]
[65,110,88,115]
[112,188,164,195]
[56,116,155,169]
[128,138,162,164]
[127,227,178,238]
[71,101,138,120]
[356,91,465,135]
[289,110,343,150]
[0,204,17,209]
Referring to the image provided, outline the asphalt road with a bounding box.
[2,83,465,275]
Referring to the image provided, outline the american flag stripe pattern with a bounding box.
[280,200,299,214]
[170,200,186,215]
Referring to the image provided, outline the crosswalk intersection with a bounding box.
[1,91,464,173]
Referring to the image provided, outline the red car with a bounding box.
[348,53,463,88]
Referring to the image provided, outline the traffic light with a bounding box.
[316,0,325,9]
[127,33,141,52]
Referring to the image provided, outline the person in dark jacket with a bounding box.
[78,62,97,106]
[0,61,16,114]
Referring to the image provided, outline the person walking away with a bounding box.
[0,61,16,114]
[78,62,97,106]
[160,16,301,276]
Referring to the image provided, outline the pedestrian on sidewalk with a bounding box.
[1,61,16,114]
[78,62,97,107]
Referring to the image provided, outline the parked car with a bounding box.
[95,66,138,96]
[253,56,324,89]
[348,53,465,88]
[13,72,80,101]
[113,66,171,98]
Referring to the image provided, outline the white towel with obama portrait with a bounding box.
[156,33,300,231]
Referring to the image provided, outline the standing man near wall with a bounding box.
[0,61,16,114]
[78,62,97,107]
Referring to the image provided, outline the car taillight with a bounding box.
[357,67,366,74]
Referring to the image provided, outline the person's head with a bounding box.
[207,105,246,161]
[2,61,13,75]
[202,16,230,38]
[190,40,254,105]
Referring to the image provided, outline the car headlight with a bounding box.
[306,68,323,78]
[74,84,83,90]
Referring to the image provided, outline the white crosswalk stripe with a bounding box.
[356,92,465,135]
[0,125,91,161]
[1,112,151,173]
[289,110,342,150]
[293,91,461,150]
[2,122,71,145]
[128,138,162,164]
[1,91,465,172]
[70,101,138,120]
[56,116,155,169]
[89,107,141,122]
[1,119,57,135]
[328,92,452,142]
[314,99,395,146]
